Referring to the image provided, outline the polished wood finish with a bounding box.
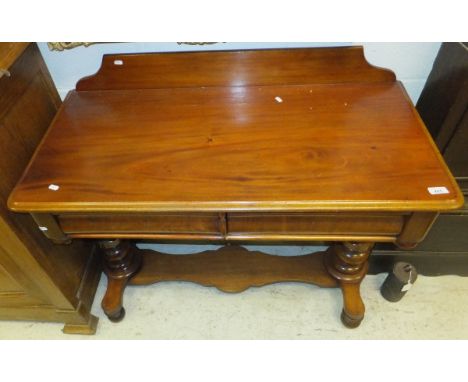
[0,43,100,334]
[99,240,142,321]
[56,212,404,243]
[59,213,222,235]
[399,201,468,253]
[372,43,468,272]
[325,242,373,328]
[228,212,405,236]
[395,212,438,249]
[396,212,437,249]
[130,245,337,292]
[8,82,463,213]
[31,213,71,244]
[8,47,464,328]
[0,42,29,71]
[32,209,435,246]
[76,46,396,91]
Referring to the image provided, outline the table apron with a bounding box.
[27,211,437,247]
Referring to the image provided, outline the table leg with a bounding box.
[325,242,374,328]
[99,239,142,322]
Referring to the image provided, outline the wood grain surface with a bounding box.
[8,82,463,212]
[7,46,460,329]
[0,43,99,333]
[0,42,29,70]
[130,245,338,293]
[76,46,395,91]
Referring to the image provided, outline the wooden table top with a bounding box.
[8,47,463,213]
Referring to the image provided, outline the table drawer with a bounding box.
[227,213,405,237]
[58,213,222,235]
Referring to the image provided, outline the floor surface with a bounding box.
[1,245,467,339]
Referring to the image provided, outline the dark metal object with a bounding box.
[380,262,418,302]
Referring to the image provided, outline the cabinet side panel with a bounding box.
[0,44,92,310]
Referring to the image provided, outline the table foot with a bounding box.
[325,242,374,328]
[340,309,363,328]
[99,239,142,322]
[107,307,126,323]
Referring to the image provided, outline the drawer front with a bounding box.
[58,213,222,236]
[57,212,405,242]
[227,213,405,237]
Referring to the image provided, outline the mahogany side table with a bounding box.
[8,47,464,328]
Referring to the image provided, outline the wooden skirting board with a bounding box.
[370,250,468,276]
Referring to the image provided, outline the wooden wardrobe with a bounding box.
[0,43,100,334]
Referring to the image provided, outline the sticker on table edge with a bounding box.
[427,186,449,195]
[48,184,60,191]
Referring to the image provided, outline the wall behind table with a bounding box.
[37,42,441,103]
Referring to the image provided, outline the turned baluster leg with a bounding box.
[99,239,142,322]
[325,242,374,328]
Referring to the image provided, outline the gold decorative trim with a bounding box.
[47,42,97,51]
[176,42,219,45]
[47,42,219,51]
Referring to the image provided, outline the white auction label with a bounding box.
[427,186,449,195]
[401,283,412,292]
